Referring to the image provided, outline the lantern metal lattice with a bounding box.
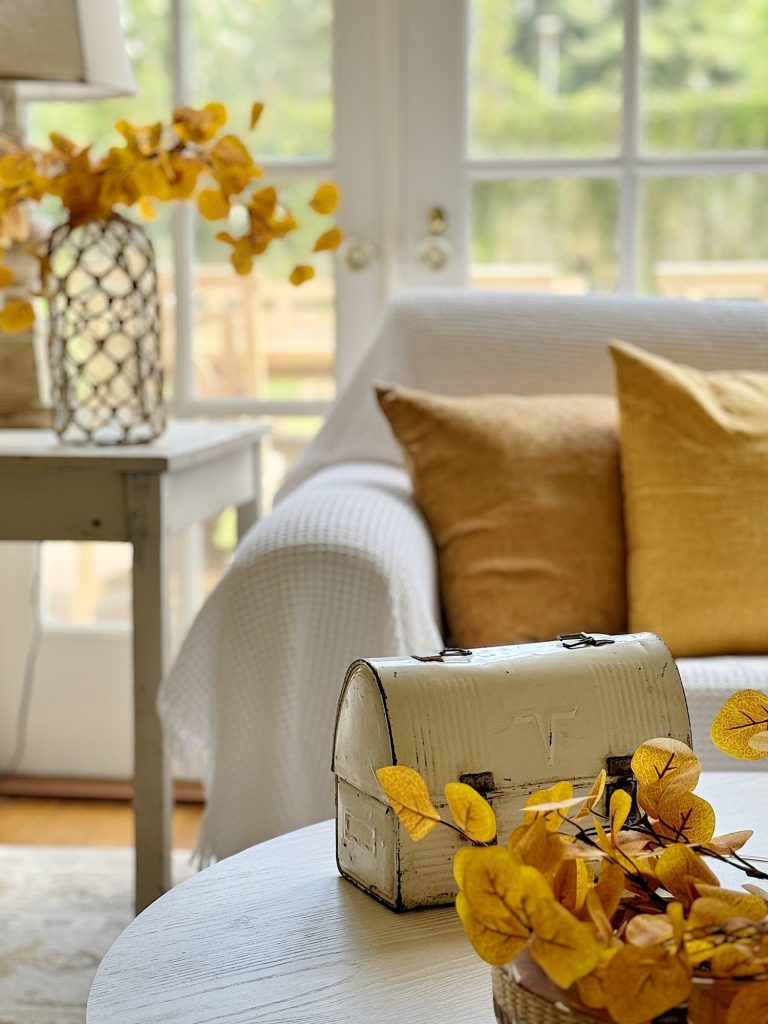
[47,215,165,445]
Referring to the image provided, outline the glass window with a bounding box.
[189,0,333,160]
[641,1,768,154]
[471,178,619,293]
[190,180,335,401]
[469,0,623,159]
[642,174,768,299]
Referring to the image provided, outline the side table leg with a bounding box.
[128,473,172,914]
[236,440,264,542]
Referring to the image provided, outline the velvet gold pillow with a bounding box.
[376,384,626,647]
[610,341,768,657]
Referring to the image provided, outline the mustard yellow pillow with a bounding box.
[610,341,768,657]
[376,384,626,647]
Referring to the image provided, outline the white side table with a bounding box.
[0,420,270,912]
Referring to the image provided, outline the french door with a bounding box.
[403,0,768,299]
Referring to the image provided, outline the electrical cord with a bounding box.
[2,543,43,775]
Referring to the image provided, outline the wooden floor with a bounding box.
[0,796,203,848]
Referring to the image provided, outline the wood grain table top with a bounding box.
[86,772,767,1024]
[0,420,270,472]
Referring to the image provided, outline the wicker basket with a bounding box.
[492,955,685,1024]
[492,958,609,1024]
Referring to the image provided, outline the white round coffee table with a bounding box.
[87,772,766,1024]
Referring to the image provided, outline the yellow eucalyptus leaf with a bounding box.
[625,913,675,948]
[453,844,474,890]
[455,890,528,966]
[666,901,686,949]
[509,816,566,878]
[0,298,34,334]
[524,780,574,832]
[577,966,613,1010]
[462,846,549,932]
[230,243,254,276]
[726,984,768,1024]
[575,768,607,819]
[49,131,79,156]
[711,689,768,760]
[688,978,744,1023]
[710,943,767,978]
[592,817,638,873]
[289,264,315,286]
[0,264,14,288]
[172,102,227,143]
[309,182,339,215]
[375,765,440,841]
[584,889,613,944]
[693,885,768,921]
[444,782,496,843]
[632,738,701,816]
[609,789,632,836]
[592,861,627,921]
[528,899,603,989]
[744,882,768,901]
[248,186,277,219]
[270,212,299,239]
[313,227,342,252]
[653,790,716,845]
[706,830,754,855]
[603,945,692,1024]
[552,857,590,915]
[205,102,227,127]
[654,843,719,907]
[138,196,156,220]
[198,189,230,221]
[250,102,264,130]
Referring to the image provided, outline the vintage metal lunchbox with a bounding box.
[332,632,691,912]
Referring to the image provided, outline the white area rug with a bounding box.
[0,846,195,1024]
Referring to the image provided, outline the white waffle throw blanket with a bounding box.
[159,290,768,862]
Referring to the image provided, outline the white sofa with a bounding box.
[159,290,768,862]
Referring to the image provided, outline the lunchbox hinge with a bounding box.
[558,632,615,650]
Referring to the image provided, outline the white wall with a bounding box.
[0,544,133,778]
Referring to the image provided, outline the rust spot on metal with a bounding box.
[459,771,495,795]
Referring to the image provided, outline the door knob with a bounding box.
[415,206,453,271]
[340,235,377,271]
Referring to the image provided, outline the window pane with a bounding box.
[468,0,623,159]
[642,2,768,153]
[190,0,333,159]
[642,174,768,298]
[191,179,336,401]
[471,178,618,292]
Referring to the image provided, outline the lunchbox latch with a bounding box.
[558,632,616,650]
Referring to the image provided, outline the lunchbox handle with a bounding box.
[558,632,616,650]
[412,647,472,663]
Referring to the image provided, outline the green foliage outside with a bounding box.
[471,0,768,289]
[26,0,768,294]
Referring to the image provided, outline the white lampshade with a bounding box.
[0,0,136,101]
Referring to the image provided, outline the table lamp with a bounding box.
[0,0,136,427]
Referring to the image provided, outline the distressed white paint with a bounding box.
[0,421,269,912]
[333,635,691,910]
